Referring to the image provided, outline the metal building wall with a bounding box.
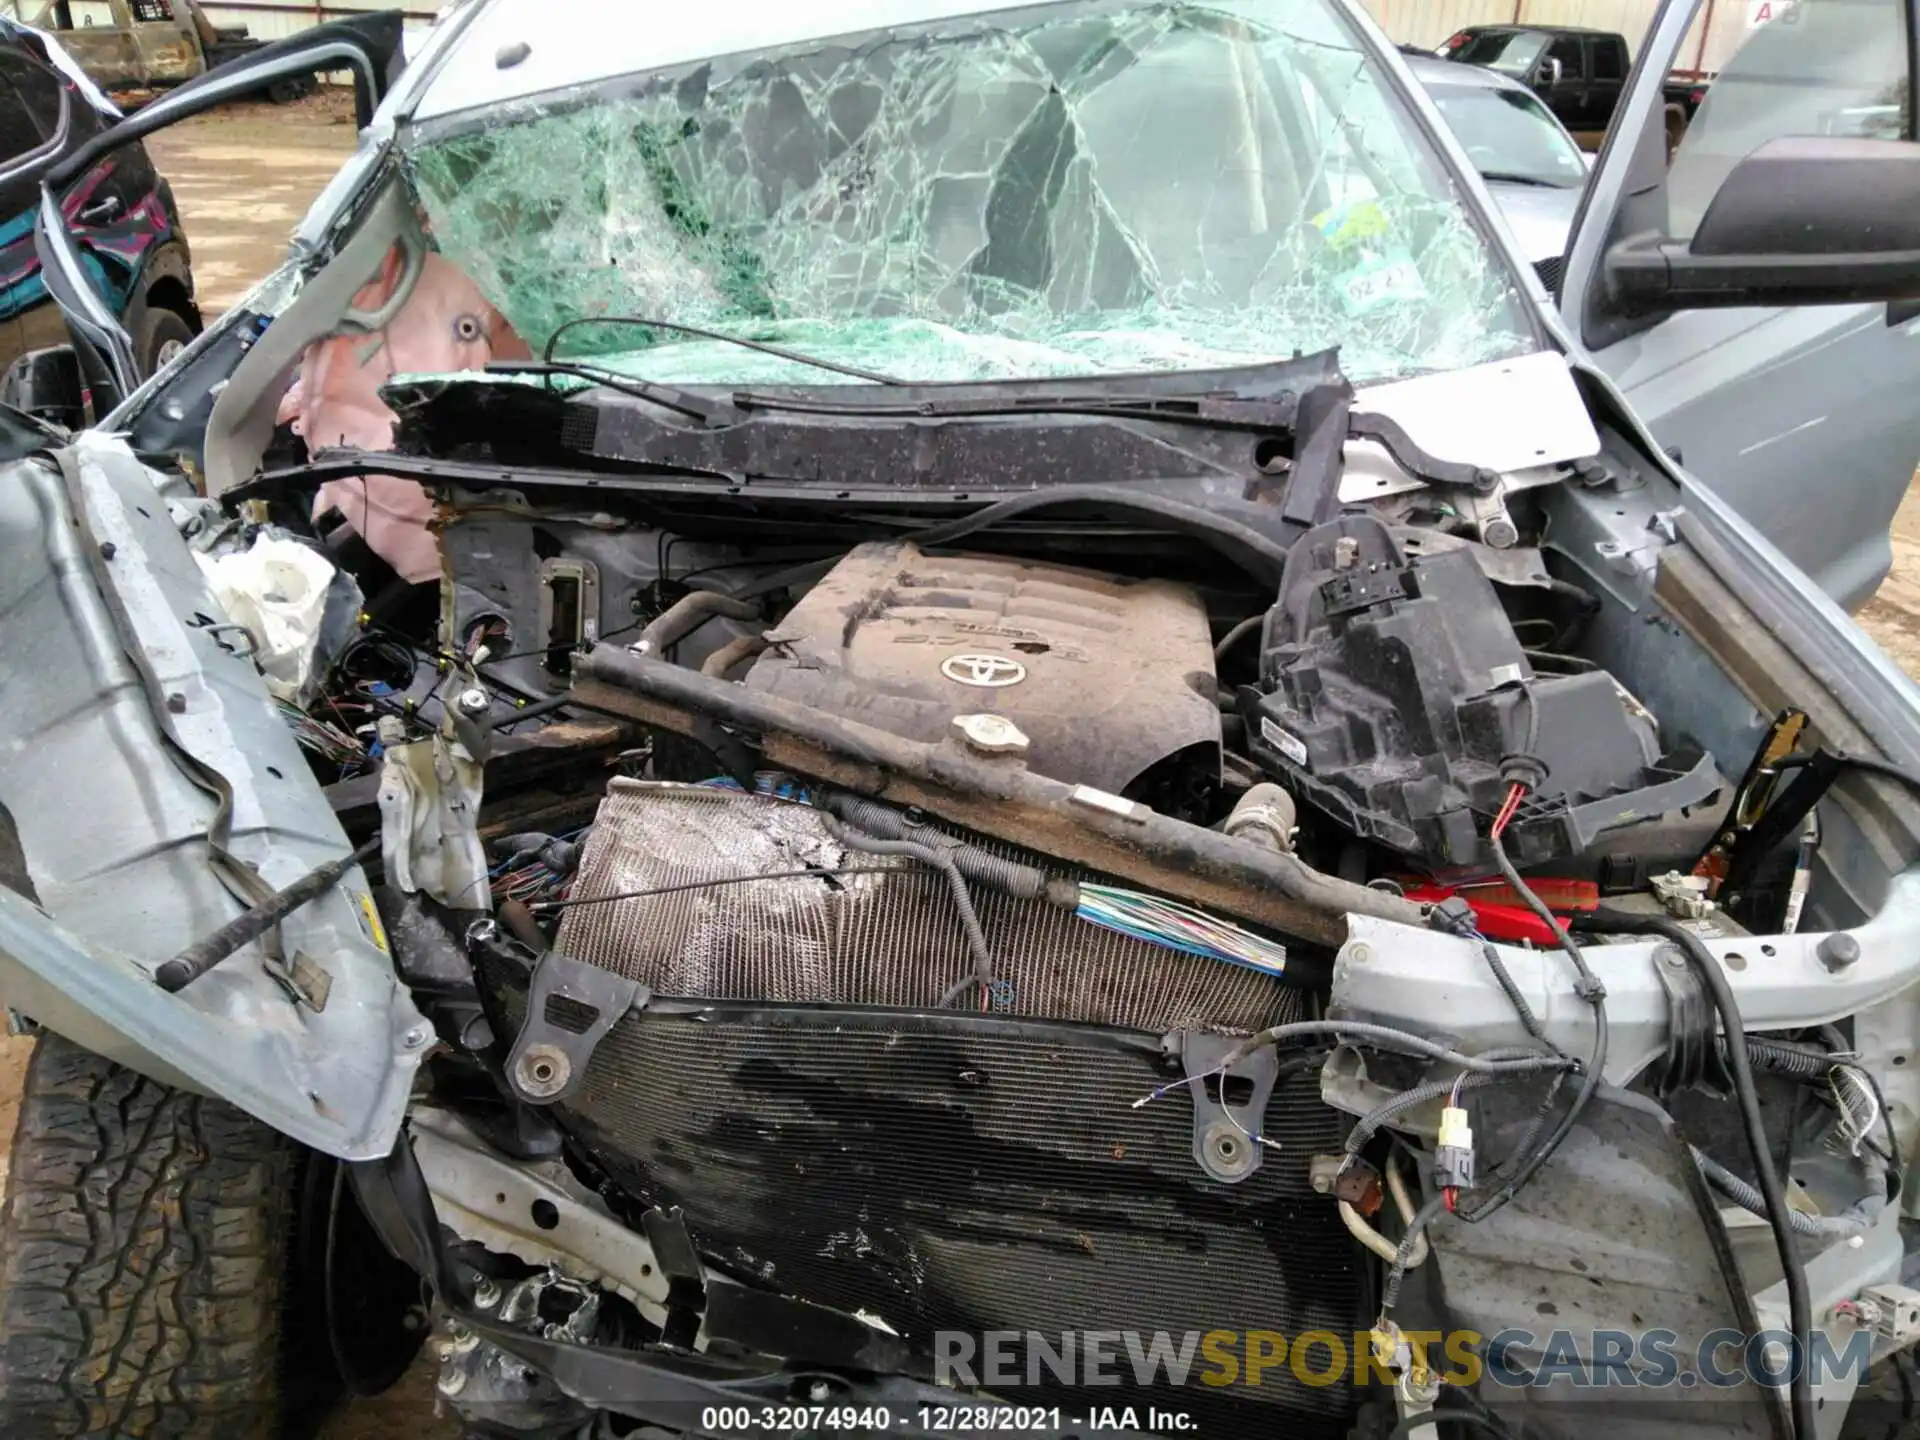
[195,0,443,43]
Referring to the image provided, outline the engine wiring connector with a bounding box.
[1434,1104,1477,1197]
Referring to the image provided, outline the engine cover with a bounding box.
[745,542,1220,801]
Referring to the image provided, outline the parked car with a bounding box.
[1438,22,1708,150]
[1406,53,1588,289]
[5,5,1920,1440]
[0,13,197,421]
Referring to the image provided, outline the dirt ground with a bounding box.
[2,98,1920,1440]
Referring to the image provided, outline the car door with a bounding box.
[1560,0,1920,611]
[1585,33,1628,130]
[0,43,70,377]
[1537,34,1588,129]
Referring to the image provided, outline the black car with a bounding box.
[1436,23,1631,131]
[0,20,198,424]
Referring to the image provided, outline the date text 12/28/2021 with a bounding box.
[697,1406,1197,1433]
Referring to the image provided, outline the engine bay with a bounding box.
[116,321,1920,1440]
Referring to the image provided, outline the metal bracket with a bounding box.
[1179,1032,1279,1183]
[1650,943,1727,1098]
[641,1207,708,1350]
[504,950,645,1106]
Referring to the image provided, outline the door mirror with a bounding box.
[1535,56,1563,87]
[0,346,86,431]
[1604,136,1920,310]
[32,10,405,409]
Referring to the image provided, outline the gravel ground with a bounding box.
[3,96,1919,1440]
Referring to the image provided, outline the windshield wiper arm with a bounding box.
[543,315,906,386]
[487,359,729,424]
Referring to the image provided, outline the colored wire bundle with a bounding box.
[277,701,365,766]
[1075,883,1288,976]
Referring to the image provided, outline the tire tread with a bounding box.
[0,1034,290,1438]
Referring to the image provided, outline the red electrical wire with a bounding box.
[1490,781,1527,839]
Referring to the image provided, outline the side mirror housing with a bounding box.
[1605,136,1920,310]
[0,347,86,431]
[1535,56,1563,88]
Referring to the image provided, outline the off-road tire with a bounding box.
[135,306,195,381]
[0,1031,296,1438]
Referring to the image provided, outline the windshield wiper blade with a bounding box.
[728,387,1301,432]
[543,315,906,386]
[1477,171,1566,189]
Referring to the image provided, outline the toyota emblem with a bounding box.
[941,652,1027,688]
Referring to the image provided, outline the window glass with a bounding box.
[1442,30,1548,78]
[1429,84,1588,189]
[1591,39,1625,81]
[1668,0,1910,239]
[0,52,59,163]
[1546,36,1583,80]
[405,0,1539,386]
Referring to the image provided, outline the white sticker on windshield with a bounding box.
[1261,717,1310,768]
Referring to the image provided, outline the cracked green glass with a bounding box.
[403,0,1536,388]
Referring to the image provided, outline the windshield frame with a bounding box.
[398,0,1547,390]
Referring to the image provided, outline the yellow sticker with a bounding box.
[352,891,390,954]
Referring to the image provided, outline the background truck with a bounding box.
[1434,23,1709,151]
[2,0,312,103]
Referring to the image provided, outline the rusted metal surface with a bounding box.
[571,646,1425,948]
[26,0,205,90]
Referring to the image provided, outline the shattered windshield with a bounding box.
[402,0,1536,387]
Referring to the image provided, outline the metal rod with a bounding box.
[154,837,380,993]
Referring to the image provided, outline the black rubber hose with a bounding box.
[154,836,381,992]
[488,691,573,731]
[1213,613,1265,663]
[1580,906,1816,1440]
[700,633,769,678]
[819,815,995,1005]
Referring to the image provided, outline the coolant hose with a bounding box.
[701,634,769,678]
[634,592,762,656]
